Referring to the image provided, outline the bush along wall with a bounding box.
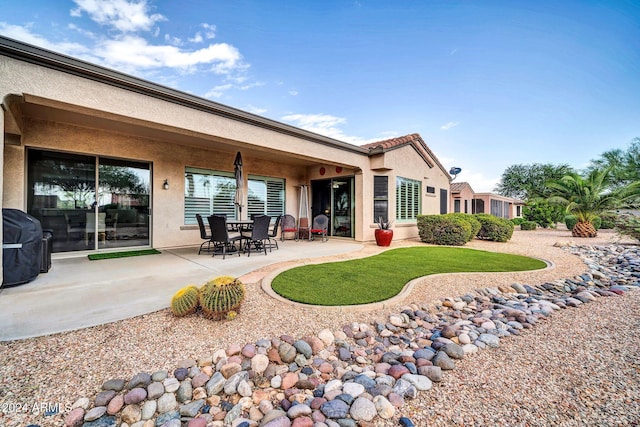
[520,221,537,231]
[473,214,515,242]
[417,214,472,246]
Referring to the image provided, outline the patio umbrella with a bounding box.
[234,151,244,217]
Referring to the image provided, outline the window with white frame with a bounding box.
[184,167,236,225]
[247,175,285,219]
[396,177,421,221]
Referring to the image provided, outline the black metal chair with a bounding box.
[266,214,281,250]
[309,214,329,242]
[243,214,271,256]
[207,215,245,259]
[280,214,298,241]
[196,214,212,254]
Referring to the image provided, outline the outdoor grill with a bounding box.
[2,208,48,287]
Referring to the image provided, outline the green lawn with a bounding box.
[271,246,546,306]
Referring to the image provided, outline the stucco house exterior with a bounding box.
[450,181,523,219]
[1,36,452,263]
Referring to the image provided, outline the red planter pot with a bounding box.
[375,229,393,246]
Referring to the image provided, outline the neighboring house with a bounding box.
[450,182,475,214]
[0,36,452,262]
[450,182,523,219]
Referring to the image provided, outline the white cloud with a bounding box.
[189,32,203,43]
[204,84,233,99]
[97,35,242,73]
[289,90,299,96]
[189,24,216,43]
[0,22,92,58]
[440,121,460,131]
[454,170,500,193]
[164,34,182,45]
[71,0,166,33]
[281,113,379,144]
[246,105,267,115]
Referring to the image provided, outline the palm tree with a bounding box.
[546,167,640,237]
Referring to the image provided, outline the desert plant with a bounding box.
[170,285,200,317]
[376,216,393,230]
[599,212,618,229]
[615,214,640,242]
[546,167,640,238]
[592,216,602,230]
[199,276,246,320]
[520,221,537,231]
[474,214,514,242]
[564,214,578,231]
[417,214,472,246]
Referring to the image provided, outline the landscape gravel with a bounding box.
[0,227,638,427]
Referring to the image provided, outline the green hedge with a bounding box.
[444,213,481,241]
[511,217,525,226]
[520,221,537,231]
[417,215,472,246]
[474,214,515,242]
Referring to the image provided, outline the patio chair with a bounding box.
[207,214,244,259]
[196,214,212,254]
[243,214,271,256]
[265,214,281,250]
[280,214,298,241]
[309,214,329,242]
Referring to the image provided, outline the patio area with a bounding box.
[0,238,365,341]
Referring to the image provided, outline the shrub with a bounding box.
[417,214,472,246]
[615,214,640,242]
[599,212,617,229]
[444,213,481,241]
[474,214,514,242]
[170,285,200,317]
[564,214,578,231]
[524,200,564,228]
[592,216,602,230]
[520,221,537,231]
[511,217,525,226]
[199,276,246,320]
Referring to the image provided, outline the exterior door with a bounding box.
[27,148,151,253]
[311,177,354,237]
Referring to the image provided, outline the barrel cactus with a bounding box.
[199,276,245,320]
[170,285,200,317]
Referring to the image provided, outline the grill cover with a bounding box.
[2,208,43,287]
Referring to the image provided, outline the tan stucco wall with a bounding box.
[3,118,310,248]
[363,145,451,241]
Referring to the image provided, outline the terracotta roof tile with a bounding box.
[361,133,451,179]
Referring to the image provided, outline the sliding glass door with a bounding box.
[27,149,151,253]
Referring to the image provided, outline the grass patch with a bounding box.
[88,249,161,260]
[271,247,546,306]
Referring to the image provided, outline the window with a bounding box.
[184,167,236,225]
[490,199,504,217]
[426,186,435,194]
[454,199,461,213]
[464,199,469,214]
[440,189,448,214]
[396,177,421,221]
[373,176,389,221]
[516,205,522,217]
[248,175,285,219]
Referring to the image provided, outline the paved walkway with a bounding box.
[0,239,370,341]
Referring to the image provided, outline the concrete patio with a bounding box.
[0,238,365,341]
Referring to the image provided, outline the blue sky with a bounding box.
[1,0,639,191]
